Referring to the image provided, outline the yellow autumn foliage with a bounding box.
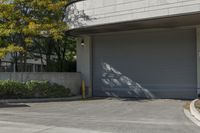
[0,44,24,59]
[0,0,70,58]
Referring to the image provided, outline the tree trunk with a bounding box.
[23,52,27,72]
[39,48,44,72]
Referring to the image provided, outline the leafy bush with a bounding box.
[25,80,71,98]
[46,83,71,98]
[25,80,52,98]
[0,80,27,99]
[0,80,71,99]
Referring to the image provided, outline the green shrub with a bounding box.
[25,80,71,98]
[0,80,27,99]
[47,83,71,98]
[25,80,52,98]
[0,80,71,99]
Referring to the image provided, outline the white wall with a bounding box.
[76,36,92,92]
[67,0,200,29]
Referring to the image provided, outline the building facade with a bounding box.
[68,0,200,99]
[0,54,46,72]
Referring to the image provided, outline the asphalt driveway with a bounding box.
[0,99,199,133]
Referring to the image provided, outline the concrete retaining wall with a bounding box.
[0,72,81,95]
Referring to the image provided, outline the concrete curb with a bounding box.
[0,96,82,103]
[184,109,200,127]
[190,99,200,121]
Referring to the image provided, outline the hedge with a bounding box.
[0,80,71,99]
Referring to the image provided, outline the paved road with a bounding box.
[0,99,199,133]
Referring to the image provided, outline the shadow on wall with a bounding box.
[65,2,94,29]
[101,63,155,99]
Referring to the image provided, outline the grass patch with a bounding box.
[195,99,200,112]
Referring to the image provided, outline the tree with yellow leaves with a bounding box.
[0,0,73,72]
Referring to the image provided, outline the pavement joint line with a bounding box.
[0,96,82,103]
[33,127,55,133]
[0,120,110,133]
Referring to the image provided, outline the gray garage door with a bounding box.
[92,29,197,99]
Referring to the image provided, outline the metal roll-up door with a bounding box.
[92,29,197,99]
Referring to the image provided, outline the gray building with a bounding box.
[1,54,47,72]
[68,0,200,99]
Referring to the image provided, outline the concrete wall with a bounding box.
[0,72,81,95]
[76,36,92,96]
[67,0,200,29]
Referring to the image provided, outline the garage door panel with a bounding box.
[93,29,197,99]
